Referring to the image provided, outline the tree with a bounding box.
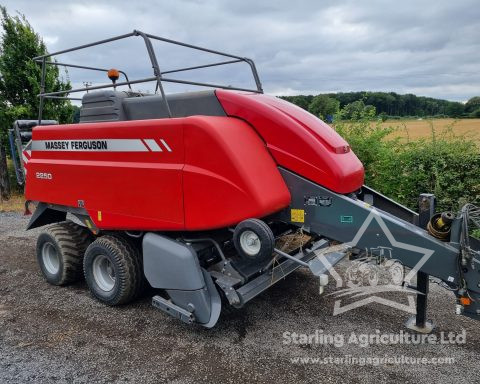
[445,102,465,118]
[280,95,314,111]
[471,108,480,118]
[465,96,480,113]
[0,6,74,131]
[308,95,339,120]
[0,6,74,199]
[339,100,377,120]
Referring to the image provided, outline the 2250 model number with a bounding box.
[35,172,53,180]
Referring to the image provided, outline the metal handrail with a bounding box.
[46,61,131,89]
[34,29,264,123]
[33,32,136,60]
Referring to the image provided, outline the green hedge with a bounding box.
[334,116,480,212]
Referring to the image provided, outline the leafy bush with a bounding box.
[338,100,377,121]
[378,112,388,122]
[308,95,339,120]
[471,108,480,118]
[333,110,480,212]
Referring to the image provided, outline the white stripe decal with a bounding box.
[160,139,172,152]
[22,154,28,163]
[31,139,149,152]
[145,139,162,152]
[26,150,31,157]
[142,139,152,151]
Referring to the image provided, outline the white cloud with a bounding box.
[2,0,479,101]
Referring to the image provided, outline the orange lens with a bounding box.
[460,297,472,306]
[107,68,120,81]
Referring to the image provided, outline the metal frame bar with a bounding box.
[404,193,436,333]
[47,61,131,88]
[7,129,24,185]
[162,59,243,75]
[415,194,435,328]
[43,96,83,101]
[33,32,136,60]
[37,57,46,124]
[234,246,320,307]
[144,31,263,93]
[161,77,264,94]
[40,77,157,97]
[134,30,172,117]
[33,29,263,122]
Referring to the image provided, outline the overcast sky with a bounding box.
[2,0,479,101]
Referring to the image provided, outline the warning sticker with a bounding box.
[291,209,305,223]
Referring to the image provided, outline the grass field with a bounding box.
[384,118,480,142]
[0,194,25,212]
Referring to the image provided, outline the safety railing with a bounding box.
[33,30,263,123]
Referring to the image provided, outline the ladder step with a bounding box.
[152,295,195,324]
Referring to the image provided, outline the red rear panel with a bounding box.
[26,117,290,231]
[215,90,365,193]
[27,119,185,230]
[183,116,290,229]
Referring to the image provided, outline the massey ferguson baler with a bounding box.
[13,31,480,329]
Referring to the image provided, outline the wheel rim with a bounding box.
[390,264,404,285]
[42,242,60,274]
[92,254,116,292]
[239,230,261,256]
[346,265,361,287]
[366,267,379,286]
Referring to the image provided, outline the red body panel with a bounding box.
[26,90,365,230]
[215,90,365,193]
[25,117,291,230]
[183,116,290,230]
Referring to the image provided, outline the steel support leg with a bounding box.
[405,193,435,333]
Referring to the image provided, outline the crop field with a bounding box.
[384,118,480,142]
[0,194,24,212]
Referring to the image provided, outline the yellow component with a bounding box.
[85,220,92,229]
[291,209,305,223]
[436,217,445,228]
[460,297,472,306]
[98,211,102,222]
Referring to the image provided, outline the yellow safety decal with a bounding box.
[291,209,305,223]
[97,211,102,222]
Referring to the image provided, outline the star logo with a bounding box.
[313,208,434,315]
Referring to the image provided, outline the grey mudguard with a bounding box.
[143,233,205,290]
[143,233,221,327]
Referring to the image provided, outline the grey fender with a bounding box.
[27,202,66,230]
[143,233,221,327]
[27,203,94,231]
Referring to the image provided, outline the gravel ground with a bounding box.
[1,212,480,383]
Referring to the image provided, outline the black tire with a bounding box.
[233,218,275,261]
[83,235,143,306]
[36,221,93,286]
